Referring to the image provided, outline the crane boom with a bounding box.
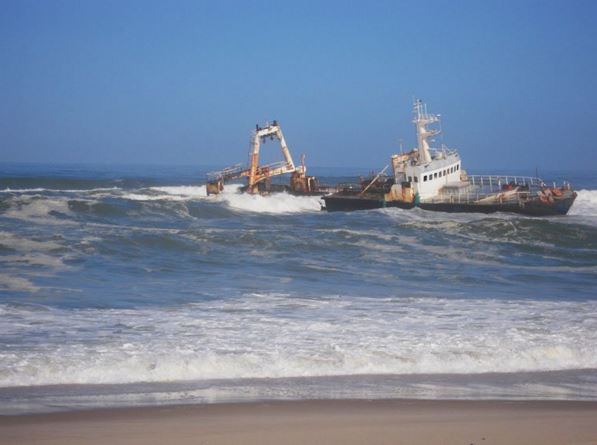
[206,120,310,195]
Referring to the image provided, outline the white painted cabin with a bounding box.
[391,100,463,201]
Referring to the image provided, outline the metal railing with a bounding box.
[258,160,291,171]
[423,190,532,205]
[207,163,245,180]
[427,175,542,205]
[424,175,572,205]
[337,183,362,192]
[467,175,543,189]
[429,147,459,157]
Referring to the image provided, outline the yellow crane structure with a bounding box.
[206,121,321,195]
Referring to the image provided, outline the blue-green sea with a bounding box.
[1,164,596,414]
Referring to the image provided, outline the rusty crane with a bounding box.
[206,121,325,195]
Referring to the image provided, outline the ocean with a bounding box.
[1,164,596,414]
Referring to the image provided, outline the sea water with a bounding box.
[0,164,596,414]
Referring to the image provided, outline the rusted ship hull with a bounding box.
[321,194,414,212]
[322,191,577,216]
[418,192,577,216]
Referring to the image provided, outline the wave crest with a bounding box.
[1,295,596,387]
[570,189,597,216]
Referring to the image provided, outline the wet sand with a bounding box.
[1,399,597,445]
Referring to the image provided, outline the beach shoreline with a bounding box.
[2,398,596,445]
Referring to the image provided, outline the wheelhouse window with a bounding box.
[414,176,418,183]
[423,175,428,182]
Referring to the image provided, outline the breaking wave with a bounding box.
[141,184,322,214]
[1,170,596,405]
[150,185,208,198]
[570,189,597,217]
[0,187,120,194]
[0,184,323,218]
[1,294,596,387]
[123,185,208,201]
[2,196,73,223]
[219,191,322,214]
[2,183,596,219]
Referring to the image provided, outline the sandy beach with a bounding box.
[1,399,597,445]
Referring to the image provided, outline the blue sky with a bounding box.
[1,0,596,171]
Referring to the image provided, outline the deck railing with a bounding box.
[424,174,572,205]
[429,147,459,158]
[337,183,362,192]
[207,164,245,180]
[258,161,291,171]
[467,175,544,189]
[423,190,532,205]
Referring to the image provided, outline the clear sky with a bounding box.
[1,0,596,171]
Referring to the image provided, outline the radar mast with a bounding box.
[413,99,440,164]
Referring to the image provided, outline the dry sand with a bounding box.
[1,399,597,445]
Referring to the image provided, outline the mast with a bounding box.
[413,99,440,164]
[246,121,299,194]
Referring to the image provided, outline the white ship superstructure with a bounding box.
[390,99,462,201]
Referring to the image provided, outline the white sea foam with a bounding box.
[219,190,322,213]
[0,187,120,194]
[1,254,66,269]
[0,187,47,193]
[1,294,596,387]
[0,274,40,293]
[3,197,74,224]
[120,185,209,202]
[6,198,69,218]
[317,228,395,241]
[0,231,63,252]
[569,189,597,217]
[150,185,208,198]
[121,193,188,201]
[0,231,71,293]
[124,183,322,213]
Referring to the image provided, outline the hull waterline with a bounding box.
[322,192,577,216]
